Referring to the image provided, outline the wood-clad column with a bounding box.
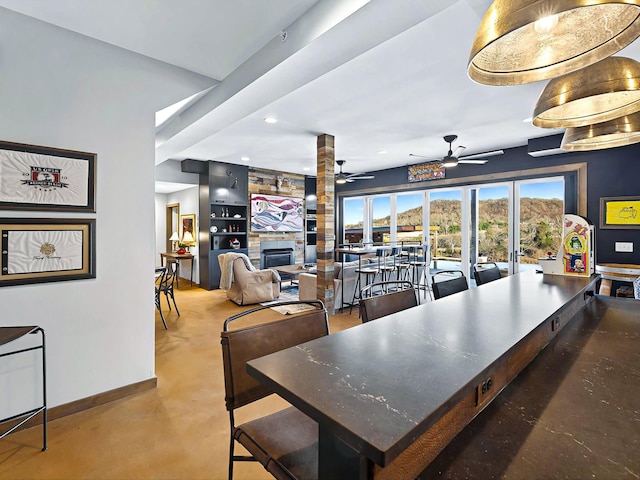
[316,134,335,314]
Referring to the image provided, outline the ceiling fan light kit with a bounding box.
[442,157,459,168]
[561,110,640,151]
[468,1,640,86]
[335,160,374,184]
[409,135,495,168]
[533,56,640,128]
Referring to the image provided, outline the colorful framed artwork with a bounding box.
[0,140,96,212]
[250,194,303,232]
[408,162,445,182]
[180,214,197,245]
[0,218,96,287]
[599,196,640,229]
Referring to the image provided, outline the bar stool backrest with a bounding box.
[473,262,502,286]
[221,301,329,409]
[432,270,469,299]
[359,281,418,323]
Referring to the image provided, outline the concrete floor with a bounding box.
[0,285,361,480]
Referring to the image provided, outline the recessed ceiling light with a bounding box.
[241,156,250,161]
[378,150,387,154]
[303,167,310,171]
[264,117,278,124]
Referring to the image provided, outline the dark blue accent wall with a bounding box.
[335,136,640,265]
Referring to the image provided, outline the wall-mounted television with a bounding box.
[250,193,304,232]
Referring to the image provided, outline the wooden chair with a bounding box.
[221,301,329,480]
[473,261,502,286]
[154,267,167,329]
[155,264,180,329]
[432,270,469,299]
[359,281,418,323]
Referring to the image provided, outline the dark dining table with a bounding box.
[247,270,601,479]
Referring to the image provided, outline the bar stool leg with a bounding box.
[349,272,362,315]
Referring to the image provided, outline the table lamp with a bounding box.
[169,232,180,252]
[181,231,195,252]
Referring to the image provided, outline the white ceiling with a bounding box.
[3,0,640,183]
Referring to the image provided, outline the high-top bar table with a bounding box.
[334,245,392,311]
[247,270,599,479]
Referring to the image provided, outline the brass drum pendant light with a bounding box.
[561,110,640,150]
[468,1,640,86]
[533,56,640,128]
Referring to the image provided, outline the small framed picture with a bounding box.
[180,214,197,245]
[1,218,96,287]
[0,140,96,212]
[599,196,640,229]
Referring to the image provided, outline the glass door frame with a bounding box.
[341,174,566,277]
[428,176,564,279]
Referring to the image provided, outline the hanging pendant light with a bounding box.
[561,110,640,151]
[468,1,640,86]
[533,57,640,128]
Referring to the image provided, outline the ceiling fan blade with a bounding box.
[452,145,466,157]
[347,174,375,180]
[409,153,441,160]
[346,178,355,183]
[459,149,503,160]
[458,159,488,164]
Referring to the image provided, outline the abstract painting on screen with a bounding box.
[250,194,303,232]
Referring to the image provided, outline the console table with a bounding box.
[0,326,47,451]
[160,252,194,288]
[248,271,599,479]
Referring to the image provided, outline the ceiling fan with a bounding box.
[335,160,375,184]
[410,135,503,168]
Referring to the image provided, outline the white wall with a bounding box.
[0,7,215,415]
[155,192,170,266]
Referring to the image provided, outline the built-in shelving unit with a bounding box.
[181,159,249,290]
[305,210,317,244]
[304,176,317,264]
[209,205,247,251]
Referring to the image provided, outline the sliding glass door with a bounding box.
[342,176,564,281]
[472,183,511,270]
[430,177,564,278]
[514,178,564,272]
[429,189,463,270]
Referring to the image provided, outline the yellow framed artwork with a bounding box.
[600,196,640,229]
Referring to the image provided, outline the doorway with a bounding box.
[469,177,564,276]
[428,177,564,279]
[165,203,180,253]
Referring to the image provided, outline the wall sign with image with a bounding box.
[408,162,445,182]
[0,140,96,212]
[0,218,96,287]
[600,196,640,229]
